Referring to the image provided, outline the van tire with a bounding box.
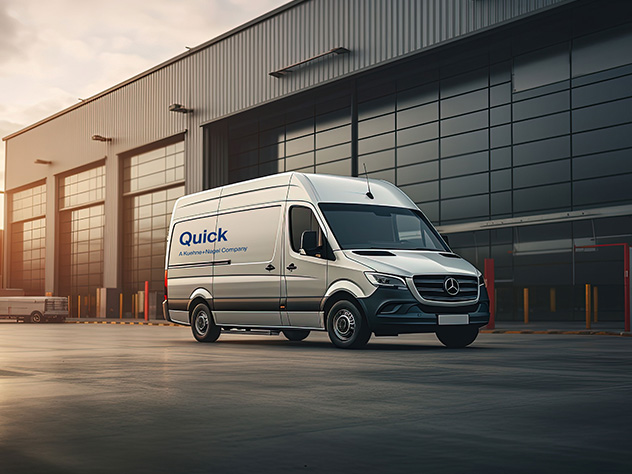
[436,326,479,348]
[282,329,310,341]
[191,304,221,342]
[327,300,371,349]
[30,312,43,323]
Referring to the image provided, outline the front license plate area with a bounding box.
[438,314,469,325]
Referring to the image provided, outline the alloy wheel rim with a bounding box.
[196,311,209,336]
[333,309,356,341]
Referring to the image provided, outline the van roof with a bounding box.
[172,172,417,220]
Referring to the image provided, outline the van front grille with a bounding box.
[413,275,478,302]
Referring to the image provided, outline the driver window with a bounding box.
[289,206,324,257]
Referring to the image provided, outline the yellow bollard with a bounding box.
[96,289,100,318]
[550,288,556,313]
[585,284,591,329]
[593,286,598,323]
[523,288,529,324]
[120,293,123,319]
[78,295,81,319]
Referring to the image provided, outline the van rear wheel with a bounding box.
[191,304,221,342]
[282,329,310,341]
[327,300,371,349]
[436,326,479,348]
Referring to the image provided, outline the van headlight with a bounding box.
[478,274,485,286]
[365,272,408,290]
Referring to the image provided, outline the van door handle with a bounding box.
[265,264,275,272]
[286,263,297,272]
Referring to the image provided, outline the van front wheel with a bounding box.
[327,300,371,349]
[436,326,479,348]
[191,304,221,342]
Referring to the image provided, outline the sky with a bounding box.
[0,0,288,226]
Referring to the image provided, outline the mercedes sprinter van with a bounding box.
[164,173,489,348]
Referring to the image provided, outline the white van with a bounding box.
[163,173,489,349]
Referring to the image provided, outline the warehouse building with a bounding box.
[3,0,632,324]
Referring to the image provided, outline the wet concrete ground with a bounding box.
[0,324,630,473]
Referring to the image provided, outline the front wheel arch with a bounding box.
[322,291,366,324]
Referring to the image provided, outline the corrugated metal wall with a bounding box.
[3,0,575,291]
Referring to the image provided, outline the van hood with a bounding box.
[342,249,479,277]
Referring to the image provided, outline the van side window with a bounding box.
[289,206,333,259]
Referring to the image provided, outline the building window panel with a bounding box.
[440,130,489,159]
[440,110,488,137]
[573,24,632,78]
[513,160,571,189]
[123,143,185,194]
[572,122,632,156]
[572,97,632,133]
[441,173,489,200]
[441,151,489,179]
[573,149,632,180]
[513,136,570,166]
[397,102,439,129]
[513,43,570,92]
[512,112,570,145]
[397,82,439,111]
[573,174,632,208]
[440,89,488,119]
[358,94,396,121]
[397,161,439,186]
[396,122,439,147]
[572,73,632,108]
[441,195,489,222]
[397,140,439,166]
[513,91,570,122]
[358,114,395,139]
[513,183,571,214]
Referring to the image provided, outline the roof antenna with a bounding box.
[363,163,374,199]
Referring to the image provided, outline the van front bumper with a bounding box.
[358,286,490,336]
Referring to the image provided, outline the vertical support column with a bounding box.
[484,258,495,330]
[585,284,591,329]
[77,295,81,319]
[523,288,529,324]
[144,280,149,321]
[550,288,556,313]
[625,243,630,333]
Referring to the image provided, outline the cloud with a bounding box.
[0,6,24,62]
[0,0,289,189]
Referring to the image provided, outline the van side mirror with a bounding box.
[300,230,319,256]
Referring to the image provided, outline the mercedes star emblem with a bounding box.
[444,277,460,296]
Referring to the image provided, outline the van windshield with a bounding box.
[319,203,448,251]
